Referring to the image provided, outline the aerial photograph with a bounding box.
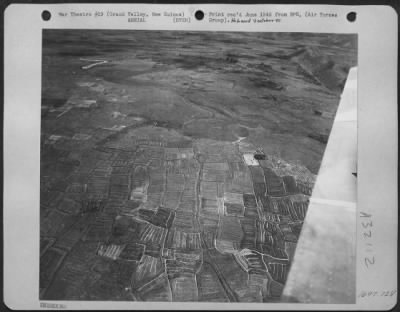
[40,30,357,302]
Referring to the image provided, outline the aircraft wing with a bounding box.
[282,67,358,303]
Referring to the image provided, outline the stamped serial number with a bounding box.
[358,290,397,298]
